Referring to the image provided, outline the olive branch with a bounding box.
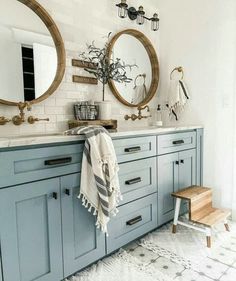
[79,33,137,101]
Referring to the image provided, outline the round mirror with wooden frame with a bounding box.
[107,29,159,107]
[0,0,65,107]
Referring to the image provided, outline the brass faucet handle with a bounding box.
[0,116,11,125]
[12,115,24,126]
[28,116,50,124]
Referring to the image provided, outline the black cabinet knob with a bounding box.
[175,161,179,165]
[65,189,70,196]
[180,160,185,164]
[52,192,58,200]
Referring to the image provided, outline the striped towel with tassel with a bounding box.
[64,126,122,235]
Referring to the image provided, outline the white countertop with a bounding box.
[0,125,203,149]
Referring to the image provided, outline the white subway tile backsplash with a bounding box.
[45,122,58,132]
[44,106,65,115]
[19,123,46,135]
[56,98,75,106]
[31,106,45,115]
[44,98,56,106]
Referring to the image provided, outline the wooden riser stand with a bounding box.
[171,186,231,248]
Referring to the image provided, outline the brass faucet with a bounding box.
[12,102,32,126]
[124,105,151,121]
[0,101,49,126]
[0,116,11,125]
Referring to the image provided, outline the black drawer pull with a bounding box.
[65,189,70,196]
[124,146,141,153]
[126,215,142,226]
[52,192,58,200]
[180,159,185,164]
[44,157,72,166]
[172,140,184,145]
[125,177,142,185]
[175,161,179,165]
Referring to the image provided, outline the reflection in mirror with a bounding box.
[111,34,152,106]
[0,0,57,103]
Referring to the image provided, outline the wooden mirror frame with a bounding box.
[0,0,66,106]
[107,29,159,107]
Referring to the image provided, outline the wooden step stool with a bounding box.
[171,186,231,248]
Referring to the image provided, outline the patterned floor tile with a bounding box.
[127,245,159,265]
[220,267,236,281]
[222,237,236,252]
[209,247,236,266]
[193,257,229,279]
[123,241,139,252]
[175,269,214,281]
[149,256,185,279]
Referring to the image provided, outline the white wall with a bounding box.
[157,0,236,209]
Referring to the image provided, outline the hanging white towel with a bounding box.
[132,84,147,104]
[167,79,189,120]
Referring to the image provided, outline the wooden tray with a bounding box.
[68,119,117,130]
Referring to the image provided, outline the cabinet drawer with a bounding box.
[106,194,157,253]
[0,143,83,188]
[113,136,156,163]
[157,131,196,155]
[118,157,157,205]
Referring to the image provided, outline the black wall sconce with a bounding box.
[116,0,160,31]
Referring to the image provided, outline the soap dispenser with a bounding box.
[155,104,163,127]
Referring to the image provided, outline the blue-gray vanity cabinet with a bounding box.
[0,178,63,281]
[114,136,156,163]
[0,143,83,188]
[157,152,179,225]
[0,255,2,281]
[178,149,196,190]
[157,131,196,155]
[118,157,157,205]
[61,173,106,277]
[158,149,196,226]
[106,193,158,254]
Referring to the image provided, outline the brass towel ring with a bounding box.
[134,73,146,87]
[170,66,184,80]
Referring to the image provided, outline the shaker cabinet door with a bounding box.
[0,255,2,281]
[0,179,63,281]
[178,149,196,189]
[61,173,106,277]
[158,149,197,226]
[178,149,197,213]
[157,152,179,225]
